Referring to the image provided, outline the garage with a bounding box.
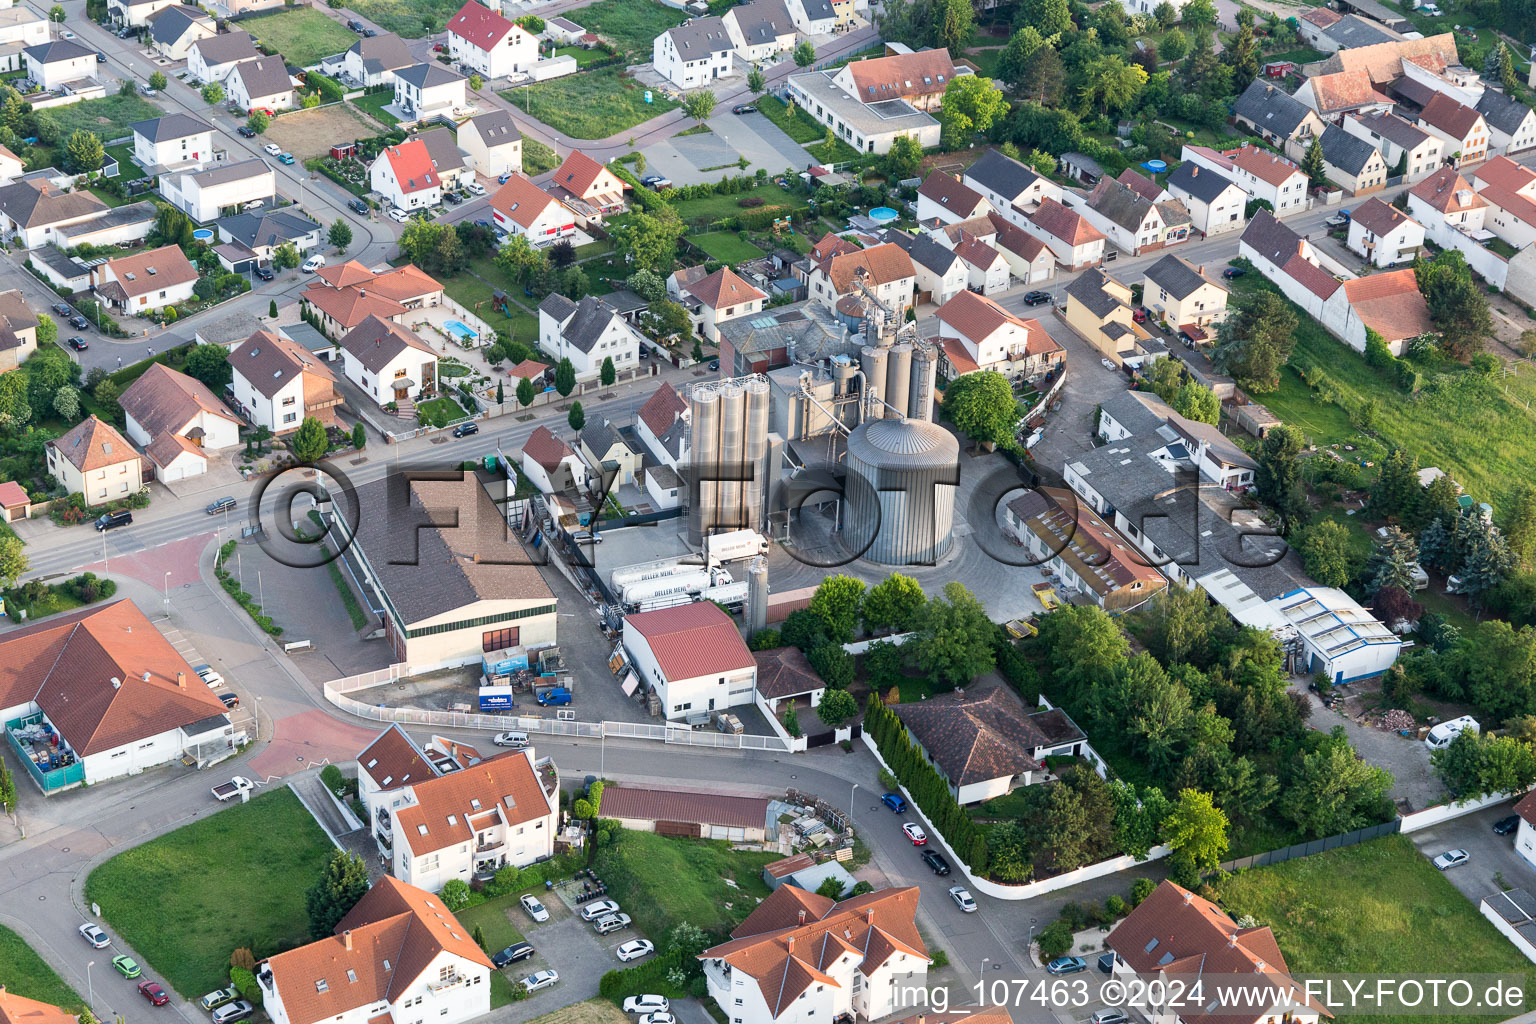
[601,785,770,843]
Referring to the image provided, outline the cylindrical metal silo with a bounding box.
[908,343,936,422]
[717,381,745,530]
[832,354,856,397]
[743,375,770,531]
[747,556,769,635]
[860,345,888,421]
[844,417,959,565]
[687,385,721,545]
[885,344,912,420]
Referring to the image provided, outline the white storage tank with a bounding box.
[843,417,959,565]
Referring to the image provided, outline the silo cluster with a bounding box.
[686,374,771,544]
[860,341,936,421]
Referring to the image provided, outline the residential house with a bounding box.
[370,137,445,212]
[623,602,756,721]
[213,207,323,271]
[160,158,274,222]
[1343,111,1443,181]
[331,472,556,671]
[932,288,1062,382]
[671,265,768,343]
[1105,881,1328,1024]
[1315,31,1458,84]
[1164,161,1246,237]
[915,171,991,226]
[700,886,930,1024]
[1232,80,1326,160]
[45,415,144,501]
[0,7,50,74]
[341,32,414,88]
[91,244,198,314]
[1141,254,1229,332]
[447,0,537,80]
[120,363,240,481]
[393,63,467,122]
[228,330,343,433]
[579,420,642,486]
[1406,165,1488,245]
[1293,68,1394,122]
[0,145,22,186]
[130,113,215,175]
[302,261,443,338]
[1396,50,1485,108]
[1076,176,1191,255]
[225,56,294,112]
[952,233,1009,295]
[1417,92,1487,165]
[1118,0,1188,13]
[0,289,38,373]
[891,230,967,306]
[0,599,233,788]
[805,243,914,319]
[1003,487,1167,611]
[0,180,102,247]
[488,173,576,243]
[145,5,214,60]
[1311,11,1404,51]
[547,150,628,226]
[520,424,588,493]
[1318,123,1390,194]
[456,108,522,177]
[536,293,641,380]
[653,17,734,89]
[107,0,183,26]
[186,32,257,85]
[606,786,771,843]
[784,0,837,33]
[1347,196,1425,265]
[338,315,438,406]
[1024,197,1106,271]
[635,381,689,470]
[257,876,493,1024]
[1512,791,1536,872]
[1477,88,1536,156]
[961,148,1062,226]
[829,48,955,112]
[23,39,97,90]
[1182,144,1311,217]
[644,464,682,511]
[1472,156,1536,250]
[0,989,75,1024]
[1064,268,1156,367]
[984,211,1054,282]
[723,0,796,64]
[785,67,941,154]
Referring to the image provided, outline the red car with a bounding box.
[253,107,274,116]
[902,822,927,845]
[138,981,169,1006]
[1132,307,1149,323]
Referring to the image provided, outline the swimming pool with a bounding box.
[443,320,478,343]
[869,206,899,223]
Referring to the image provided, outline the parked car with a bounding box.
[256,266,274,281]
[1494,815,1521,835]
[881,792,906,813]
[140,84,157,96]
[474,218,492,228]
[1091,1011,1130,1024]
[537,687,572,706]
[444,190,464,204]
[96,52,105,62]
[1046,956,1087,975]
[237,126,256,137]
[948,886,976,912]
[639,175,671,190]
[491,942,535,968]
[1131,306,1148,323]
[616,939,654,962]
[207,496,237,514]
[95,509,132,532]
[389,208,410,223]
[593,913,631,935]
[522,970,559,993]
[349,198,369,214]
[199,988,238,1012]
[520,894,549,922]
[364,27,376,35]
[921,849,950,875]
[639,1015,675,1024]
[347,19,362,30]
[137,981,169,1006]
[732,104,757,114]
[69,315,89,329]
[1101,357,1117,371]
[624,996,670,1015]
[708,360,719,370]
[465,182,487,196]
[1222,266,1246,279]
[220,692,240,709]
[67,336,87,350]
[277,152,295,165]
[493,731,529,747]
[1419,2,1443,13]
[1022,290,1051,306]
[1433,848,1470,870]
[263,143,282,156]
[252,107,274,116]
[1325,212,1350,228]
[302,254,326,272]
[211,1001,254,1024]
[112,955,142,978]
[78,923,110,948]
[452,421,479,437]
[902,822,927,845]
[580,900,621,921]
[51,302,70,315]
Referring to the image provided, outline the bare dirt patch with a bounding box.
[523,1000,629,1024]
[264,104,377,161]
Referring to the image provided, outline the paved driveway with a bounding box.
[497,908,606,1023]
[715,110,813,173]
[1407,799,1530,907]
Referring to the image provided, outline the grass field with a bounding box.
[960,46,1004,75]
[549,45,614,68]
[344,0,462,36]
[83,788,334,998]
[502,69,677,140]
[244,8,358,66]
[523,135,559,175]
[673,182,805,221]
[593,830,780,942]
[46,94,163,141]
[0,926,83,1010]
[1229,272,1536,511]
[690,232,765,264]
[417,396,470,422]
[757,95,823,144]
[573,0,687,56]
[350,90,399,127]
[526,999,631,1024]
[1217,834,1533,1024]
[457,896,527,953]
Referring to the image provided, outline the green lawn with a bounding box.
[571,0,687,57]
[961,46,1004,76]
[418,396,470,422]
[1,583,84,620]
[350,90,399,128]
[457,896,526,954]
[549,45,615,68]
[806,135,861,164]
[1217,834,1533,1024]
[502,69,677,140]
[340,0,464,35]
[690,232,766,264]
[0,925,83,1010]
[83,788,334,998]
[244,8,358,65]
[104,142,139,176]
[523,135,559,175]
[593,830,781,942]
[672,182,806,221]
[46,94,163,141]
[757,95,823,144]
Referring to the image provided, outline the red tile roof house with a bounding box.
[257,876,495,1024]
[1022,197,1106,271]
[90,244,198,314]
[1105,880,1330,1024]
[519,423,589,493]
[0,987,78,1024]
[622,602,756,721]
[120,362,243,481]
[601,785,770,841]
[667,266,768,344]
[300,261,444,340]
[548,150,629,225]
[446,0,538,80]
[369,137,444,213]
[915,170,992,226]
[933,289,1062,382]
[1406,165,1489,245]
[0,599,235,791]
[699,885,931,1024]
[488,173,577,245]
[634,380,690,469]
[805,243,915,319]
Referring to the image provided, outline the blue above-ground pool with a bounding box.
[1141,160,1168,174]
[869,206,899,223]
[443,320,478,343]
[192,228,213,240]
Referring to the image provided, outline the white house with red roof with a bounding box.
[257,875,494,1024]
[370,137,444,212]
[1471,155,1536,250]
[699,885,930,1024]
[488,173,576,243]
[933,289,1062,382]
[446,0,537,80]
[668,266,767,343]
[635,381,689,469]
[1023,197,1106,271]
[1346,196,1426,266]
[548,150,628,224]
[829,48,955,112]
[915,170,991,226]
[1511,791,1536,871]
[623,601,756,720]
[1181,143,1311,217]
[520,424,588,493]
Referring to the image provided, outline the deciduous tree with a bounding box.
[1161,788,1228,885]
[600,356,616,387]
[184,342,232,392]
[1211,289,1298,392]
[863,573,926,633]
[809,575,866,643]
[938,75,1007,148]
[683,89,717,124]
[941,369,1016,445]
[328,219,352,253]
[64,130,103,174]
[1296,518,1356,587]
[913,582,996,688]
[1253,423,1307,532]
[1173,379,1218,425]
[816,688,858,728]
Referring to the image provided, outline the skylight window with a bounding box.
[418,824,429,835]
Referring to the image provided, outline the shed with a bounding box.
[0,480,31,523]
[600,785,770,842]
[1231,400,1281,438]
[330,142,357,160]
[1060,152,1104,187]
[776,859,857,897]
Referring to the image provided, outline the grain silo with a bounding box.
[860,345,888,420]
[717,380,745,523]
[686,374,771,544]
[686,384,721,545]
[843,417,959,565]
[747,556,770,635]
[743,375,770,531]
[908,342,936,421]
[885,344,912,421]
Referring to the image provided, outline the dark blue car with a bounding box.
[881,793,906,813]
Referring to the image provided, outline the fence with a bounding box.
[1217,820,1401,873]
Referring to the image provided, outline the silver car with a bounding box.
[1433,848,1470,870]
[580,899,620,921]
[522,970,559,992]
[948,885,977,913]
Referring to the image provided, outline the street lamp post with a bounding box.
[849,782,858,834]
[163,570,171,604]
[980,958,989,993]
[1027,917,1038,966]
[86,961,94,1012]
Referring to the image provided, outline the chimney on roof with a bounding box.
[798,910,806,924]
[1191,165,1198,177]
[177,672,185,688]
[865,908,874,924]
[1183,891,1194,904]
[786,936,794,953]
[344,930,353,950]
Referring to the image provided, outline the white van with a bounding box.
[301,254,326,273]
[1425,715,1480,750]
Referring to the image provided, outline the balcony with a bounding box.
[476,836,506,855]
[375,830,393,851]
[427,973,468,994]
[536,756,559,799]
